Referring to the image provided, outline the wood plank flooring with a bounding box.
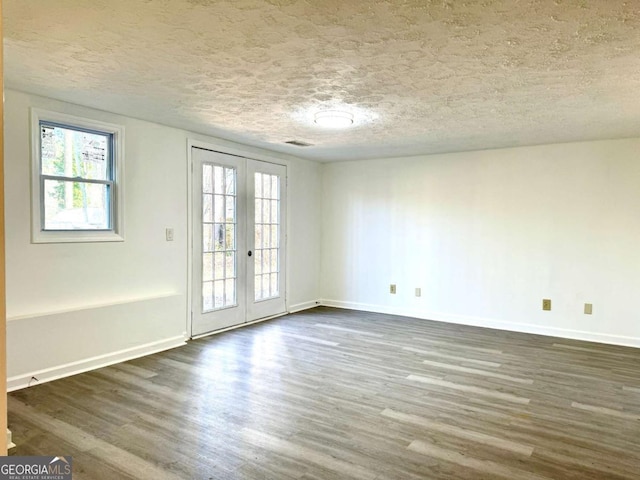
[8,307,640,479]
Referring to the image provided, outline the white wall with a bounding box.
[4,89,322,389]
[321,139,640,347]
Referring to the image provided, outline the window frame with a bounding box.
[30,108,125,243]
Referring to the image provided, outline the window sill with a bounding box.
[31,230,125,244]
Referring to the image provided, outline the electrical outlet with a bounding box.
[166,228,174,241]
[415,288,421,297]
[542,299,551,311]
[584,303,593,315]
[390,284,397,294]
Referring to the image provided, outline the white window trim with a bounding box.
[30,108,125,243]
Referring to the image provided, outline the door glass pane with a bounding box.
[254,275,262,301]
[214,195,225,222]
[255,224,262,251]
[203,165,213,193]
[225,279,235,306]
[255,199,262,224]
[214,166,224,194]
[254,250,262,275]
[214,252,225,279]
[262,200,270,224]
[225,167,235,195]
[255,173,262,198]
[203,194,213,223]
[214,223,225,251]
[202,162,237,312]
[225,252,235,278]
[214,280,224,308]
[226,224,235,250]
[203,224,213,252]
[254,172,281,301]
[226,197,235,223]
[203,253,213,281]
[203,281,213,311]
[263,249,271,274]
[263,175,271,199]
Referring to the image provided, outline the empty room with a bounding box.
[2,0,640,479]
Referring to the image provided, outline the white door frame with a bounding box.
[186,139,289,339]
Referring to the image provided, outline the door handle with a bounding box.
[248,250,252,257]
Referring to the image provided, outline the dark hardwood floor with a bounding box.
[8,307,640,479]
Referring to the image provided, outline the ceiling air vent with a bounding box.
[285,140,313,147]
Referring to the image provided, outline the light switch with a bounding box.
[166,228,174,241]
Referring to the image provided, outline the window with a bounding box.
[31,109,124,243]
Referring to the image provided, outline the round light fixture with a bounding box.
[314,110,354,129]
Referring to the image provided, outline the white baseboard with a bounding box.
[288,300,321,314]
[319,299,640,349]
[7,335,186,392]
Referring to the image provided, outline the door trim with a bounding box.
[186,139,289,338]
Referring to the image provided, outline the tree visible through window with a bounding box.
[40,122,114,230]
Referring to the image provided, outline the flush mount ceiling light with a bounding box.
[314,110,354,129]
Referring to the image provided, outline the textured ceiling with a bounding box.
[4,0,640,162]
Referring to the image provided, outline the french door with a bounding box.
[191,147,287,336]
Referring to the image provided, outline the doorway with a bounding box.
[191,147,287,336]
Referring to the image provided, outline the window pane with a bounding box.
[270,225,278,248]
[270,273,279,297]
[271,176,279,200]
[270,249,278,272]
[43,180,109,230]
[271,200,279,224]
[41,123,110,181]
